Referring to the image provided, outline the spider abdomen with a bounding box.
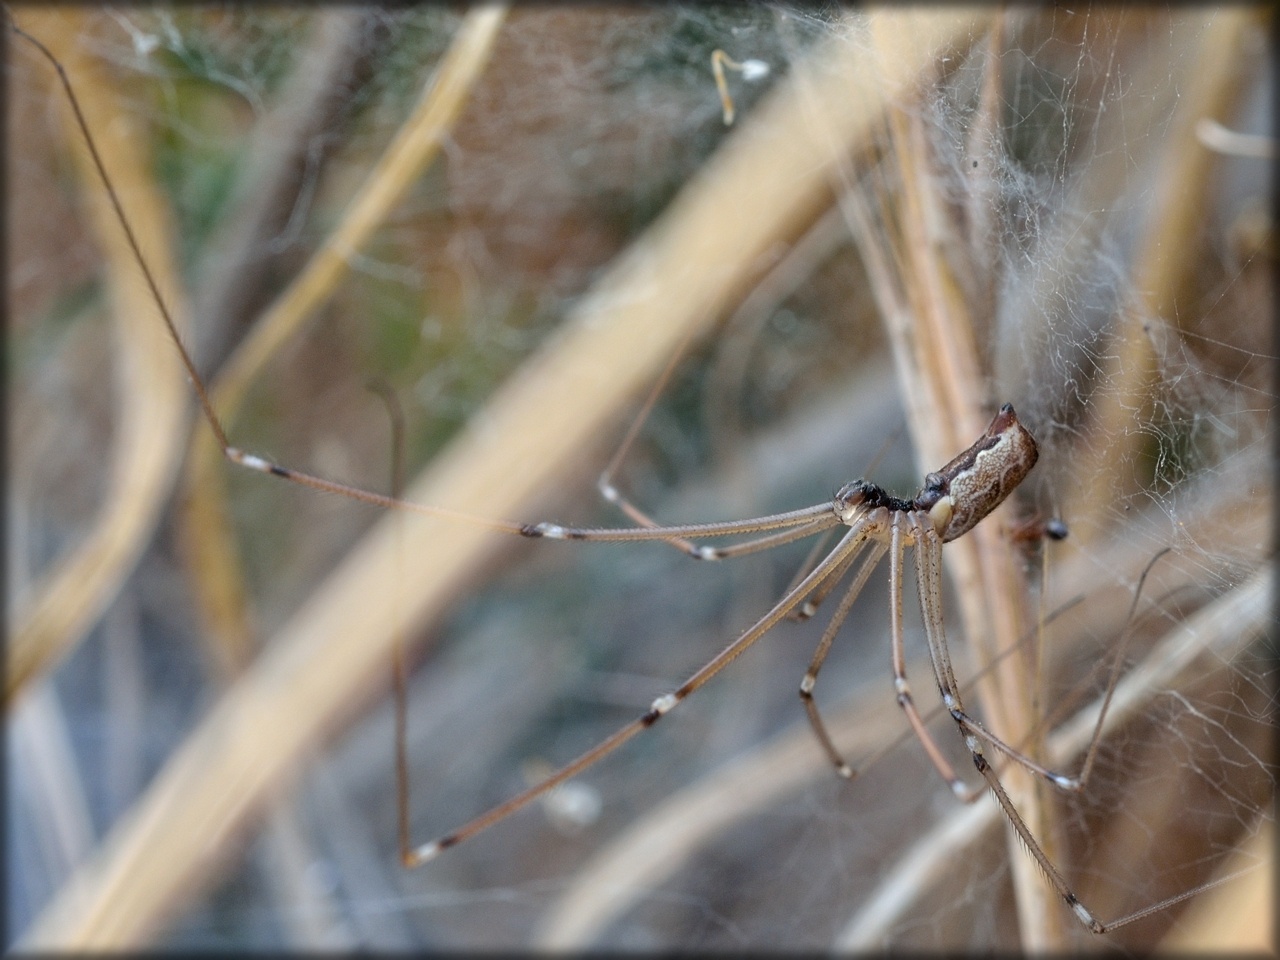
[916,404,1039,542]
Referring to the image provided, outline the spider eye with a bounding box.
[834,480,874,522]
[835,479,876,503]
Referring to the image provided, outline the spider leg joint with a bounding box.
[650,692,678,715]
[523,522,567,539]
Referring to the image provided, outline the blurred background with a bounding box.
[7,6,1273,951]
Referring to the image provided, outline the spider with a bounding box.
[13,16,1235,941]
[390,402,1112,918]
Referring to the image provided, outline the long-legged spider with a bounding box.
[13,14,1254,943]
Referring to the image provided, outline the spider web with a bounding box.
[7,6,1274,951]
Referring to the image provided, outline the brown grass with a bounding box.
[8,6,1271,952]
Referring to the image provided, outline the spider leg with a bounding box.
[693,516,841,561]
[910,516,1115,933]
[911,510,1067,788]
[598,440,840,557]
[969,699,1253,934]
[787,527,845,620]
[963,741,1106,933]
[401,519,872,865]
[592,317,701,554]
[1054,546,1174,790]
[915,521,1172,799]
[942,708,1083,790]
[517,503,838,545]
[912,519,1236,934]
[886,513,968,799]
[597,471,707,557]
[798,538,888,777]
[908,516,964,705]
